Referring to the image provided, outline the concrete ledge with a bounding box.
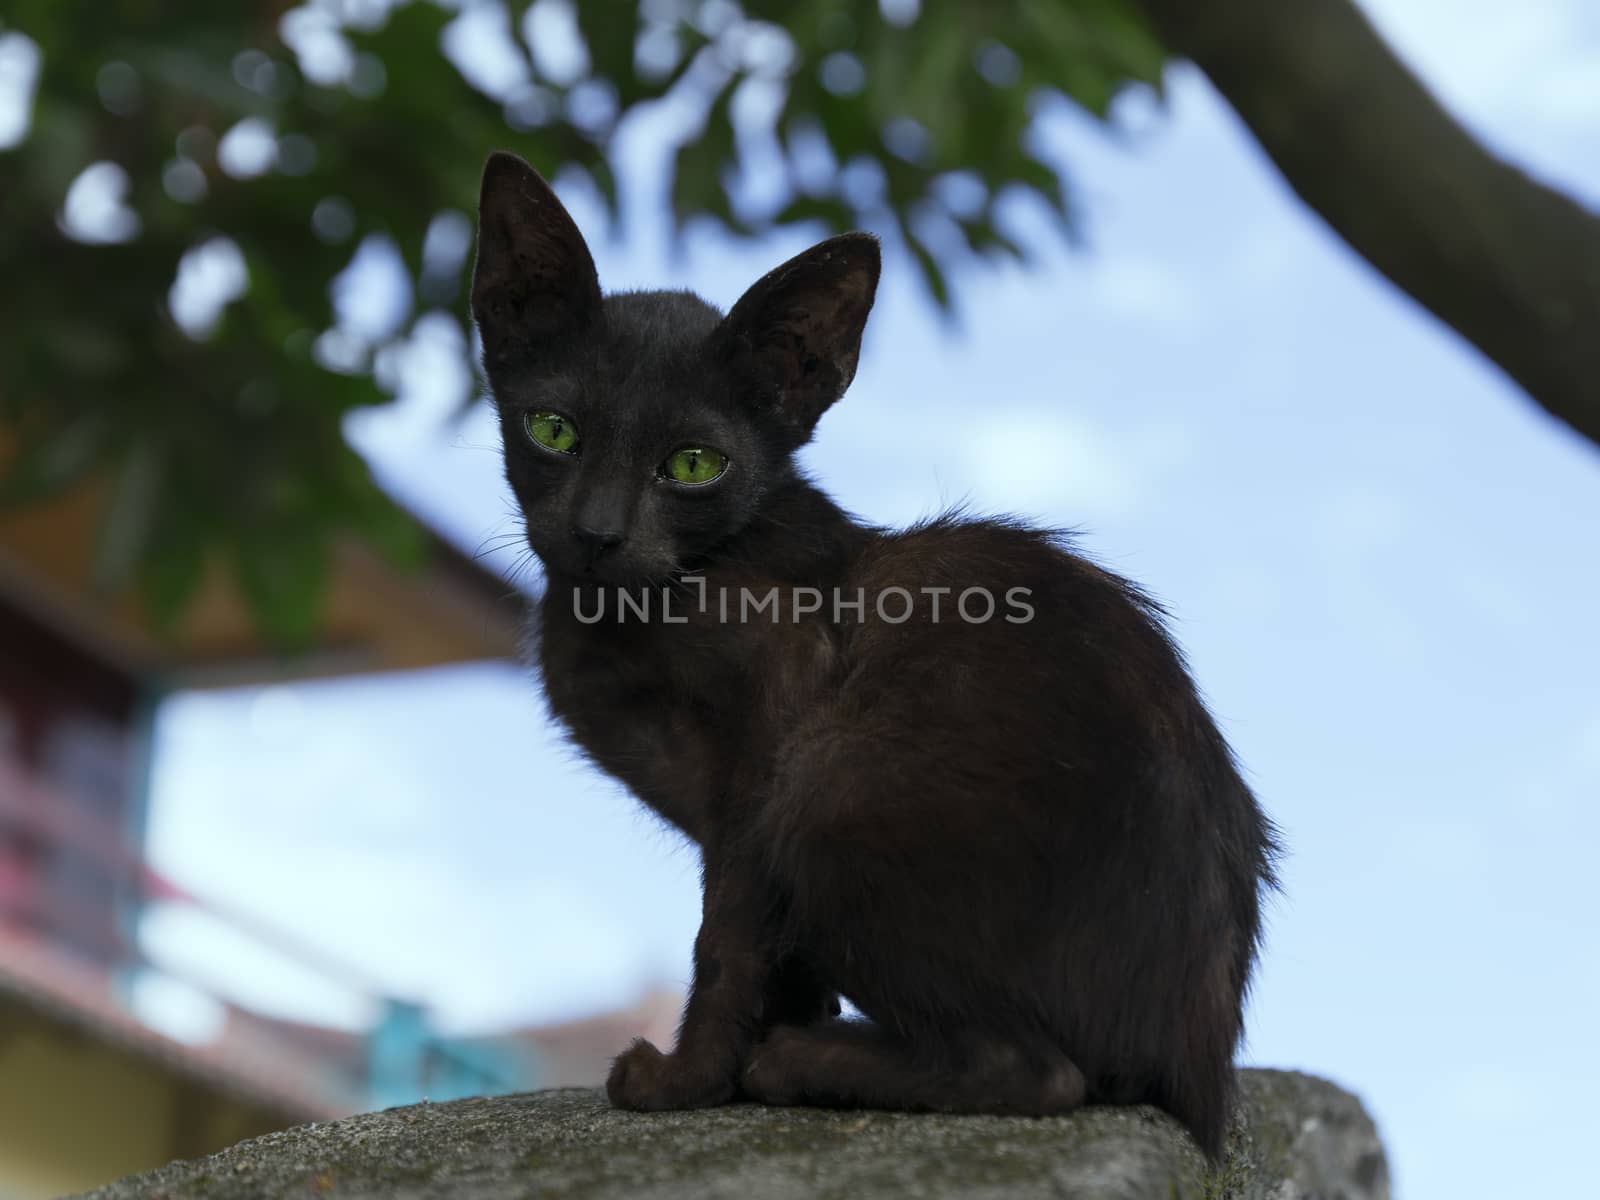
[74,1068,1388,1199]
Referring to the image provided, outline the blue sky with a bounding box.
[74,1,1598,1196]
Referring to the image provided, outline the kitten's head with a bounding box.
[471,152,879,584]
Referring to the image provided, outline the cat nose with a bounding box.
[571,523,625,555]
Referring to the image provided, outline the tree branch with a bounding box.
[1136,0,1600,451]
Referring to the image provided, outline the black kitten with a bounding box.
[471,152,1279,1157]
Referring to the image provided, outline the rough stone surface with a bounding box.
[75,1069,1388,1200]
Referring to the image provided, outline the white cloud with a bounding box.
[1088,256,1195,326]
[1361,0,1573,104]
[1577,713,1600,777]
[966,409,1187,524]
[1439,1063,1543,1124]
[1519,51,1600,131]
[424,874,661,1030]
[1317,485,1412,560]
[1450,562,1532,631]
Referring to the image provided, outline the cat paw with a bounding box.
[606,1039,734,1111]
[741,1030,805,1106]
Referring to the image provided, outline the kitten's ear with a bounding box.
[717,233,880,440]
[471,152,602,374]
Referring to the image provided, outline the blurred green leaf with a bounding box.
[235,529,330,653]
[92,442,164,594]
[140,536,207,633]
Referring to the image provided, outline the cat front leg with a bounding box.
[606,851,776,1110]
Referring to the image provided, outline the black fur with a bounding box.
[471,152,1280,1158]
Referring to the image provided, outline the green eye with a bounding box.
[525,410,579,454]
[662,446,728,485]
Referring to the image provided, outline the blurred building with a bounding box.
[0,449,680,1197]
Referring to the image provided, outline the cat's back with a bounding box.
[843,512,1180,685]
[848,512,1150,615]
[837,512,1223,796]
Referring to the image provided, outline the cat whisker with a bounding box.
[472,517,529,565]
[472,534,527,564]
